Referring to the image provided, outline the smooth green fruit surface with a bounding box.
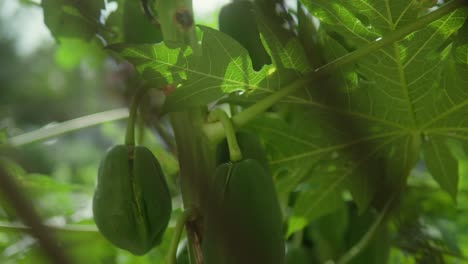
[203,159,285,264]
[93,145,171,255]
[286,246,313,264]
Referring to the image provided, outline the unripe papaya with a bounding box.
[92,145,171,255]
[203,159,285,264]
[216,131,269,171]
[286,246,313,264]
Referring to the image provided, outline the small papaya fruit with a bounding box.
[203,159,284,264]
[286,246,314,264]
[92,145,171,255]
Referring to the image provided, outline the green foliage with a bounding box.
[111,26,289,112]
[42,0,105,41]
[2,0,468,263]
[107,0,162,44]
[297,0,468,206]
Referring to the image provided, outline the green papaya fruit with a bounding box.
[286,246,313,264]
[216,131,269,171]
[93,145,171,255]
[219,1,271,70]
[203,159,285,264]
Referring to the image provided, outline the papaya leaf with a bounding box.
[106,0,162,44]
[42,0,105,41]
[256,10,312,73]
[111,26,294,112]
[422,136,459,201]
[108,42,191,85]
[252,1,468,216]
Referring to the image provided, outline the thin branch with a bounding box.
[0,221,97,233]
[7,108,128,147]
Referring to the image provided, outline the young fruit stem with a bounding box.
[208,109,243,162]
[125,87,148,146]
[124,93,139,146]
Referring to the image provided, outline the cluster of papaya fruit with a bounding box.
[91,0,289,261]
[91,100,285,263]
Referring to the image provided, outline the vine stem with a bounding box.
[166,208,197,264]
[207,109,242,162]
[125,87,149,146]
[203,0,467,141]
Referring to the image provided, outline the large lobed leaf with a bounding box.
[245,0,468,233]
[275,0,468,216]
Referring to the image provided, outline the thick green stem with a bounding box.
[125,87,150,146]
[155,1,208,264]
[166,208,197,264]
[207,109,242,162]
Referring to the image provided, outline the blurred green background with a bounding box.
[0,0,226,262]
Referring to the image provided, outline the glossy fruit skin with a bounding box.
[286,247,313,264]
[216,131,269,171]
[93,145,171,255]
[203,159,285,264]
